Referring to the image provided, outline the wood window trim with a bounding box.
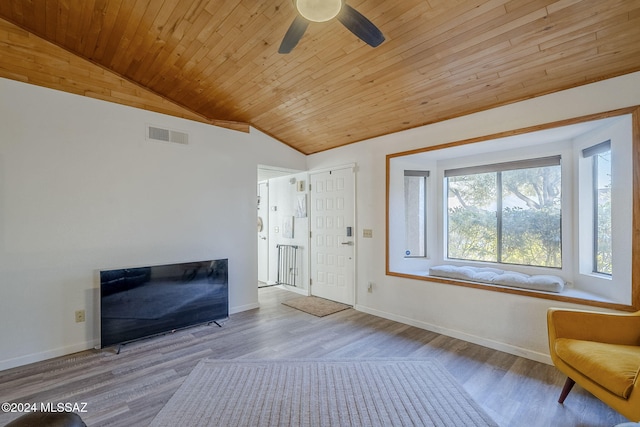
[386,106,640,312]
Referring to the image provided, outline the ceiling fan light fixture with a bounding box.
[296,0,342,22]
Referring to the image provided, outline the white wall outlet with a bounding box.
[363,229,373,238]
[75,310,85,323]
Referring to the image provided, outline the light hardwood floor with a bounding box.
[0,287,630,426]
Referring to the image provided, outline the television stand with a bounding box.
[106,319,225,355]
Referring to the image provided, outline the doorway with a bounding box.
[257,165,304,289]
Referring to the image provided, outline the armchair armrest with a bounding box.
[548,308,640,346]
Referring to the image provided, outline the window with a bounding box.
[404,170,429,257]
[445,156,562,268]
[583,141,612,275]
[386,109,636,309]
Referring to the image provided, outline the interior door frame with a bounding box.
[308,163,357,305]
[257,180,269,285]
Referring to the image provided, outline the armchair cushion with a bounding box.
[555,338,640,398]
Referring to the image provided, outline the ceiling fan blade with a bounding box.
[278,15,309,54]
[337,4,385,48]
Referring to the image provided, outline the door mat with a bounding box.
[282,296,351,317]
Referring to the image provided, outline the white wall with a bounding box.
[307,72,640,363]
[2,71,639,370]
[0,77,306,370]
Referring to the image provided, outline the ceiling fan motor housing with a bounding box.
[295,0,343,22]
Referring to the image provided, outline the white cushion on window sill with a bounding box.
[429,264,565,293]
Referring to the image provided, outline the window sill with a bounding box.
[386,270,637,312]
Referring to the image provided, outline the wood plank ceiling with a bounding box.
[0,0,639,154]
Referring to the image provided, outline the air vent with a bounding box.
[147,125,189,145]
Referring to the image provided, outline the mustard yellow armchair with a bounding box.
[547,308,640,422]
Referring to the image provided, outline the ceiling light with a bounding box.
[296,0,342,23]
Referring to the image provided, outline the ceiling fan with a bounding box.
[278,0,385,54]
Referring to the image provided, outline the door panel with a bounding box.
[310,167,355,305]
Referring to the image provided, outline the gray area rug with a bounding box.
[282,296,351,317]
[150,358,498,427]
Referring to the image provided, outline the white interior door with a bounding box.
[310,166,355,305]
[257,181,269,284]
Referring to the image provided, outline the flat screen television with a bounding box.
[100,258,228,348]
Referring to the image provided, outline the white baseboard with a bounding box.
[0,340,97,372]
[229,302,260,314]
[280,284,308,296]
[2,302,551,372]
[354,304,552,365]
[1,304,260,371]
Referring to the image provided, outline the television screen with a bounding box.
[100,259,228,348]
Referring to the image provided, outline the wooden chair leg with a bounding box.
[558,377,576,404]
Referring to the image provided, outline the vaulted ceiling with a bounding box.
[0,1,639,154]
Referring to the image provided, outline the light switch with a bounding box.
[363,229,373,238]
